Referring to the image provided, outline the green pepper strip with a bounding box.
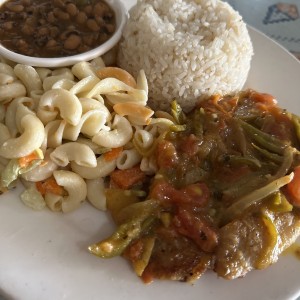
[222,154,261,169]
[88,216,155,258]
[169,124,187,132]
[239,119,288,155]
[192,108,205,138]
[231,118,248,156]
[255,211,278,270]
[89,200,160,258]
[251,143,283,164]
[171,100,186,125]
[271,146,295,180]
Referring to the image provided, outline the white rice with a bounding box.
[118,0,253,112]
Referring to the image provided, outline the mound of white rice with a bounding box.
[118,0,253,112]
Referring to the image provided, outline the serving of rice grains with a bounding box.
[118,0,253,112]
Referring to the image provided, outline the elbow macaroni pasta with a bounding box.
[86,178,106,211]
[5,97,36,137]
[0,58,173,213]
[42,68,74,91]
[21,149,58,182]
[14,64,43,93]
[71,155,117,179]
[0,81,27,102]
[50,142,97,167]
[0,123,11,146]
[0,114,45,158]
[116,148,142,170]
[52,170,87,213]
[37,89,82,126]
[92,114,133,148]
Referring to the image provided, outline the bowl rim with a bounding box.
[0,0,128,67]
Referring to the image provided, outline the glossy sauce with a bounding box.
[124,91,300,282]
[95,90,300,283]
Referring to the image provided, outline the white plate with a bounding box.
[1,2,300,300]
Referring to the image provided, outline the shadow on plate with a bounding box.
[0,289,14,300]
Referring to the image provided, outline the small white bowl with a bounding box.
[0,0,128,67]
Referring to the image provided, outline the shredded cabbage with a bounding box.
[20,185,46,211]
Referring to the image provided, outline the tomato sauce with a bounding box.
[103,90,300,283]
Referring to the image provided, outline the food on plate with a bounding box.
[0,58,166,212]
[0,0,299,286]
[89,90,300,283]
[118,0,253,112]
[0,0,116,57]
[1,47,300,284]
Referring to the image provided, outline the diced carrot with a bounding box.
[286,166,300,206]
[18,151,40,168]
[36,176,65,196]
[110,165,146,189]
[35,181,46,196]
[103,147,123,162]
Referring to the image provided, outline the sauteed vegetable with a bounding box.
[89,90,300,283]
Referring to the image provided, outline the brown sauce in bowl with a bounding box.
[0,0,116,58]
